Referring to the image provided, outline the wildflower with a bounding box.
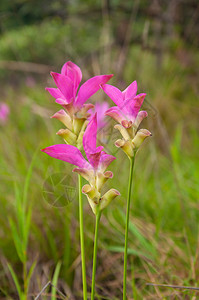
[101,81,151,157]
[46,61,113,148]
[42,113,120,214]
[0,103,10,125]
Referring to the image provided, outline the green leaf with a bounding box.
[51,261,62,300]
[106,245,152,259]
[26,261,37,293]
[9,218,25,263]
[7,263,22,299]
[119,210,156,257]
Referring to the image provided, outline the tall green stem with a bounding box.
[123,156,135,300]
[91,208,101,300]
[78,174,87,300]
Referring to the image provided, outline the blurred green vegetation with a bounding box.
[0,0,199,299]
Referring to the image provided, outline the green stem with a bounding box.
[91,208,101,300]
[78,175,88,300]
[123,156,135,300]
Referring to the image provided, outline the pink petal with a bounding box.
[129,93,146,119]
[99,152,116,172]
[73,167,94,182]
[87,148,103,170]
[50,72,74,101]
[83,113,97,155]
[134,110,148,128]
[41,144,90,169]
[89,101,109,129]
[105,106,126,123]
[76,74,113,106]
[61,61,82,92]
[101,84,123,108]
[46,87,64,99]
[83,113,105,168]
[122,81,137,100]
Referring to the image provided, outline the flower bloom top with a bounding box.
[42,113,120,214]
[46,61,113,148]
[101,81,152,158]
[0,103,10,125]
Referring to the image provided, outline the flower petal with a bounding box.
[134,110,148,128]
[51,109,72,130]
[50,72,74,101]
[122,81,137,100]
[73,168,94,183]
[105,106,126,123]
[83,113,97,156]
[89,101,109,129]
[129,93,146,119]
[76,74,113,106]
[101,83,123,107]
[46,87,64,99]
[41,144,89,169]
[99,151,116,172]
[61,61,82,92]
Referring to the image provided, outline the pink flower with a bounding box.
[42,113,120,213]
[101,81,151,157]
[0,103,10,125]
[46,61,113,115]
[101,81,148,127]
[88,101,109,129]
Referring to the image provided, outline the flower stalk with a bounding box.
[78,174,88,300]
[91,206,101,300]
[123,156,135,300]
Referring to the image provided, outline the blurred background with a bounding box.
[0,0,199,299]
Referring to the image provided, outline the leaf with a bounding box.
[7,263,22,299]
[23,206,32,251]
[9,218,25,263]
[106,245,152,259]
[26,261,37,293]
[51,261,62,300]
[118,210,156,257]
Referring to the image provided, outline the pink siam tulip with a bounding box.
[101,80,151,300]
[46,61,113,148]
[0,103,10,125]
[101,81,151,157]
[42,113,120,214]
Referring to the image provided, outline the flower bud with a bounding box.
[96,171,113,191]
[73,116,85,135]
[134,111,148,129]
[99,189,120,211]
[115,139,134,158]
[51,109,72,130]
[82,184,101,214]
[132,129,152,150]
[114,124,130,140]
[56,128,77,144]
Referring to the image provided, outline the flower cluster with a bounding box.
[42,62,119,214]
[42,61,151,213]
[46,61,112,149]
[102,81,152,158]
